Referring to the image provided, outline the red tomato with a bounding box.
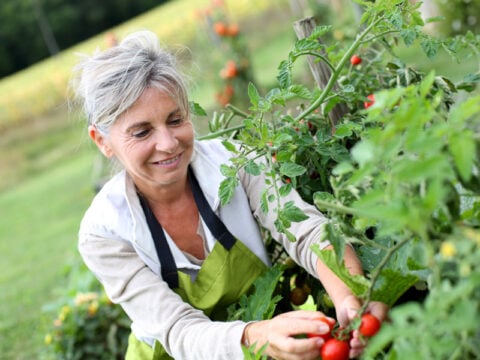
[359,313,381,337]
[350,55,362,65]
[364,94,375,109]
[213,22,228,36]
[228,23,240,36]
[320,338,350,360]
[307,317,335,341]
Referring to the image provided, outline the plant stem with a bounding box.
[197,124,245,140]
[294,16,384,122]
[296,50,335,72]
[226,103,250,118]
[313,198,362,216]
[362,236,410,310]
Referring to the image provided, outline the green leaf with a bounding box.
[280,201,309,223]
[388,11,403,30]
[221,140,238,153]
[279,162,306,178]
[313,191,335,208]
[400,29,417,47]
[189,101,207,116]
[260,190,269,213]
[312,245,370,297]
[449,130,475,182]
[419,71,435,99]
[227,265,284,322]
[277,59,292,89]
[248,82,261,108]
[420,38,439,59]
[392,155,452,183]
[279,183,293,197]
[351,140,375,167]
[371,269,419,306]
[288,84,312,100]
[411,10,425,26]
[332,162,354,176]
[449,95,480,124]
[219,176,238,206]
[245,159,261,176]
[308,25,332,40]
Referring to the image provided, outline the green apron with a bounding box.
[126,168,267,360]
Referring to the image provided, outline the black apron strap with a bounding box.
[188,167,236,250]
[138,166,237,289]
[138,195,179,289]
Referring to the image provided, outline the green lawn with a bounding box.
[0,146,96,359]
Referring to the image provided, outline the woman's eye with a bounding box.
[132,129,150,138]
[169,117,184,126]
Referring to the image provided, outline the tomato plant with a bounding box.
[198,0,480,359]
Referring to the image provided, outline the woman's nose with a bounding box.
[154,128,178,153]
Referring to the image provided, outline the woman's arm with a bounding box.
[79,233,247,360]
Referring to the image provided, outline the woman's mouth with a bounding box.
[154,153,181,166]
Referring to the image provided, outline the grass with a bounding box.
[0,144,96,359]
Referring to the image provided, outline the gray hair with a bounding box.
[72,30,189,134]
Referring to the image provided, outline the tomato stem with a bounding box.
[294,15,384,123]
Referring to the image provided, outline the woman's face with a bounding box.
[89,87,194,192]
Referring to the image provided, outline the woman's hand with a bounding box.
[242,310,334,360]
[336,295,389,358]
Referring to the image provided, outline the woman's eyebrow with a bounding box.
[124,108,182,132]
[125,121,150,133]
[167,107,182,118]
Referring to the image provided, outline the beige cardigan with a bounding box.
[78,139,329,360]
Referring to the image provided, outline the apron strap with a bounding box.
[138,166,237,289]
[188,167,236,250]
[138,195,180,289]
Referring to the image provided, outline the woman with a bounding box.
[74,30,387,360]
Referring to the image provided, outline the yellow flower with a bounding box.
[53,318,62,327]
[88,301,99,316]
[74,292,98,306]
[440,241,456,258]
[58,305,71,321]
[44,334,53,345]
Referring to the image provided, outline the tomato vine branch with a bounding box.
[294,15,384,123]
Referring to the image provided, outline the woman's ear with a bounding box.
[88,125,114,158]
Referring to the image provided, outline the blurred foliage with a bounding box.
[43,260,131,360]
[434,0,480,36]
[0,0,168,78]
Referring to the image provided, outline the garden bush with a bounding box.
[44,261,131,360]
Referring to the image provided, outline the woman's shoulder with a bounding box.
[79,171,133,237]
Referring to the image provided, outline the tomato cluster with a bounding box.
[306,313,381,360]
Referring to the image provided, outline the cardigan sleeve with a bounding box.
[78,230,247,360]
[238,163,331,278]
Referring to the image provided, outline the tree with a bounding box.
[0,0,170,78]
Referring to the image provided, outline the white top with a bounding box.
[78,139,329,360]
